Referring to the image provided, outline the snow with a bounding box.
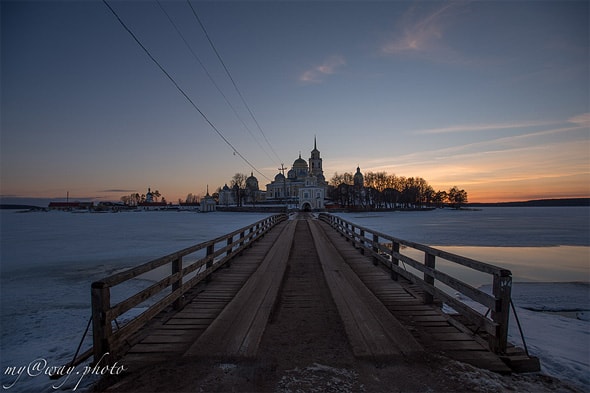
[454,282,590,390]
[0,210,272,392]
[1,207,589,392]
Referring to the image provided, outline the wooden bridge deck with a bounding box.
[116,213,511,374]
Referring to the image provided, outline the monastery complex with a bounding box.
[218,138,333,211]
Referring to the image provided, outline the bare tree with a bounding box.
[231,173,248,207]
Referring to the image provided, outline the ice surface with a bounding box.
[485,282,589,390]
[336,207,589,247]
[0,210,272,392]
[0,207,588,391]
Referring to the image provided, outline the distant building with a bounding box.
[48,202,94,211]
[218,184,235,206]
[137,201,167,211]
[265,138,327,210]
[145,188,154,203]
[200,186,216,213]
[353,166,366,206]
[244,172,262,205]
[138,187,167,210]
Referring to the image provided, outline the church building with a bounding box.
[266,138,327,211]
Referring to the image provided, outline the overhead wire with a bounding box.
[155,0,280,168]
[186,0,283,166]
[102,0,271,182]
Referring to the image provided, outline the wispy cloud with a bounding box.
[300,55,346,84]
[381,1,468,64]
[413,119,559,135]
[99,189,137,193]
[568,113,590,127]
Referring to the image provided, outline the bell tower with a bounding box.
[308,136,323,177]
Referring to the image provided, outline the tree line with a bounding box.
[120,190,164,206]
[329,171,467,209]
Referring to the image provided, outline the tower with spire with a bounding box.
[309,136,323,178]
[265,138,327,210]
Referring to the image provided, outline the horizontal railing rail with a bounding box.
[91,213,287,362]
[318,213,512,354]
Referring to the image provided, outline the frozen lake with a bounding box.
[0,207,588,391]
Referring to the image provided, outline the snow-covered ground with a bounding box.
[1,207,588,391]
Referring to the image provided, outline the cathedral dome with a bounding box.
[246,172,259,190]
[293,154,308,169]
[274,173,285,182]
[354,166,364,187]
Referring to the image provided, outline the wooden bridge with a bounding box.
[85,212,539,385]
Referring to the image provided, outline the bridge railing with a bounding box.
[91,213,287,362]
[319,213,512,354]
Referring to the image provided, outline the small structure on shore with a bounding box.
[200,186,216,213]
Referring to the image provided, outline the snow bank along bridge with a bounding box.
[85,212,538,376]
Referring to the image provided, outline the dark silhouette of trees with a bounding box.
[230,173,248,207]
[448,186,468,208]
[329,171,468,209]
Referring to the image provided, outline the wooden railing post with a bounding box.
[490,272,512,353]
[172,257,183,309]
[226,236,233,267]
[91,281,112,362]
[424,252,435,304]
[372,233,379,265]
[338,217,345,238]
[391,241,400,280]
[239,230,245,254]
[205,243,214,282]
[359,229,365,254]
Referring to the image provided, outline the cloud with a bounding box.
[300,55,346,84]
[381,1,468,64]
[99,189,137,193]
[413,119,559,135]
[568,113,590,127]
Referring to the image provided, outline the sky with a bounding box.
[1,0,589,204]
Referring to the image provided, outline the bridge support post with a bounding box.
[172,257,183,310]
[91,281,112,363]
[391,241,399,281]
[239,231,245,255]
[424,253,435,304]
[205,244,214,282]
[372,234,379,265]
[359,229,365,254]
[226,236,233,267]
[490,272,512,353]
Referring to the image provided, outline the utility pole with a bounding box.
[278,163,287,208]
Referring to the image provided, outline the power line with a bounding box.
[186,0,283,166]
[102,0,271,182]
[155,0,279,167]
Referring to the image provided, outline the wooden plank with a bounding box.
[184,220,296,358]
[422,326,460,334]
[429,332,476,341]
[308,219,422,358]
[409,315,449,322]
[165,319,214,325]
[435,341,486,351]
[140,335,195,344]
[157,324,205,330]
[127,343,187,353]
